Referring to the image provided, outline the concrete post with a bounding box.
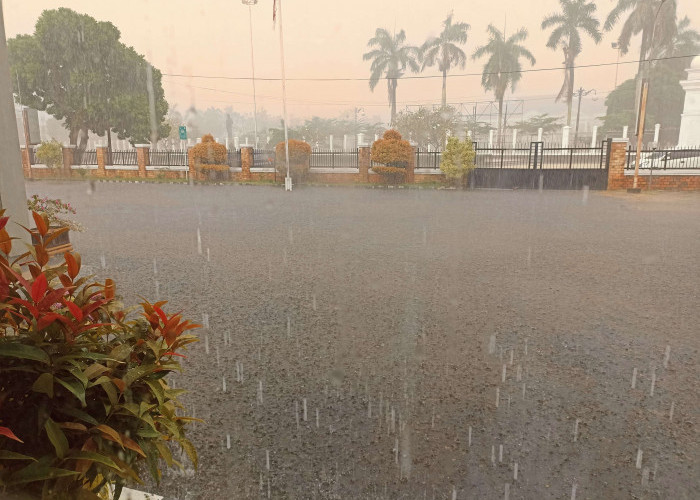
[61,145,75,177]
[562,126,570,148]
[225,138,229,150]
[607,138,629,190]
[135,144,149,178]
[343,134,348,150]
[512,129,517,149]
[329,134,333,150]
[467,130,472,139]
[653,123,660,144]
[591,125,598,147]
[234,136,240,149]
[678,56,700,146]
[240,146,253,181]
[488,130,494,148]
[537,127,543,142]
[358,146,370,183]
[622,125,628,139]
[357,133,364,147]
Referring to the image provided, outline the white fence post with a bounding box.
[562,126,570,148]
[343,134,348,150]
[467,130,472,139]
[357,133,364,147]
[329,134,333,150]
[537,127,543,142]
[488,129,494,148]
[591,125,598,147]
[622,125,628,139]
[234,136,239,149]
[512,129,517,149]
[653,123,660,144]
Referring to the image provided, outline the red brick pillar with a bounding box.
[21,147,32,179]
[606,139,628,190]
[358,147,370,183]
[136,145,150,178]
[405,146,416,184]
[61,145,75,178]
[240,146,253,181]
[95,146,108,177]
[187,147,196,181]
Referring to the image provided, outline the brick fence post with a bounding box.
[61,145,75,178]
[358,146,370,183]
[607,138,628,190]
[21,147,32,179]
[95,146,108,177]
[240,146,253,181]
[136,145,150,178]
[187,147,196,181]
[405,146,416,184]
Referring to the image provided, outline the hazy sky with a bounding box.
[5,0,699,124]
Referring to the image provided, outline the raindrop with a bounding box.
[303,398,308,421]
[312,294,317,311]
[222,376,227,393]
[295,401,300,429]
[504,482,510,500]
[196,227,202,255]
[316,408,319,428]
[451,485,456,500]
[394,438,399,465]
[502,364,507,383]
[153,258,158,275]
[522,383,526,399]
[286,316,291,337]
[468,426,472,447]
[368,399,372,418]
[631,367,637,389]
[663,345,670,368]
[488,335,496,355]
[509,349,514,365]
[516,364,522,382]
[226,434,231,450]
[669,401,675,422]
[204,334,209,355]
[650,367,656,396]
[513,462,518,481]
[155,280,160,299]
[642,467,650,487]
[100,254,106,269]
[582,185,589,204]
[570,483,577,500]
[206,247,210,262]
[524,339,528,356]
[215,347,220,366]
[202,313,210,329]
[496,388,500,408]
[257,380,263,405]
[491,445,496,466]
[266,449,270,470]
[636,448,643,469]
[236,360,242,382]
[499,444,503,463]
[573,419,580,442]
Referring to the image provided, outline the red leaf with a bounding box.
[0,426,23,443]
[154,306,168,326]
[31,273,48,303]
[0,229,12,255]
[0,216,8,232]
[63,299,83,321]
[64,252,80,279]
[36,312,70,332]
[163,351,186,358]
[32,211,48,236]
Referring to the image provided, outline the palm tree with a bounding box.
[542,0,601,126]
[421,13,470,106]
[604,0,678,76]
[472,25,536,145]
[363,28,420,126]
[650,16,700,71]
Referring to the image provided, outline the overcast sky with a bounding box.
[5,0,699,124]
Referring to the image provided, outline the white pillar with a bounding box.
[245,136,249,146]
[427,143,432,152]
[512,129,517,149]
[329,134,333,150]
[234,136,240,149]
[225,138,229,149]
[467,130,472,139]
[679,57,700,146]
[357,133,364,147]
[196,138,202,144]
[622,125,628,139]
[562,126,570,148]
[488,129,494,148]
[343,134,348,150]
[537,127,543,142]
[215,137,219,144]
[374,134,379,142]
[591,125,598,147]
[653,123,661,144]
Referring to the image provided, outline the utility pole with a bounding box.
[354,107,363,147]
[573,87,596,145]
[242,0,258,148]
[275,0,291,191]
[612,42,621,89]
[0,0,30,245]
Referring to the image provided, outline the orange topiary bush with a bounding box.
[275,140,312,181]
[371,129,413,183]
[190,134,227,166]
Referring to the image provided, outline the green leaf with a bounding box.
[83,363,109,380]
[179,438,198,469]
[55,352,119,364]
[56,376,86,407]
[154,440,173,467]
[31,372,54,398]
[55,406,99,426]
[66,451,123,472]
[123,364,157,387]
[68,366,88,388]
[5,461,79,486]
[145,379,165,406]
[0,450,37,461]
[135,427,161,439]
[0,342,50,364]
[95,377,118,407]
[109,343,132,361]
[44,418,69,459]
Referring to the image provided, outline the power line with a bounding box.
[162,54,698,82]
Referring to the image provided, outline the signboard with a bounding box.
[23,107,41,145]
[178,125,187,140]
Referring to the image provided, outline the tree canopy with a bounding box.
[9,8,170,149]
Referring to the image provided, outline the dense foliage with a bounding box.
[0,211,199,499]
[275,140,312,180]
[35,140,63,170]
[394,106,459,149]
[8,8,170,150]
[440,136,476,186]
[190,135,227,166]
[27,195,84,233]
[371,130,413,183]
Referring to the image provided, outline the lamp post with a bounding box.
[573,87,596,145]
[242,0,258,149]
[612,42,621,88]
[274,0,292,191]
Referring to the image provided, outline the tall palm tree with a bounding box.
[472,25,536,145]
[363,28,420,126]
[542,0,601,126]
[604,0,678,76]
[650,16,700,70]
[421,13,471,106]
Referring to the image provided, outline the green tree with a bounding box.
[650,15,700,72]
[363,28,420,126]
[604,0,678,76]
[420,13,470,106]
[513,114,564,137]
[542,0,602,125]
[8,8,170,152]
[472,25,536,146]
[394,106,460,149]
[440,136,476,187]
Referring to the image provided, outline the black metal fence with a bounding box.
[73,150,97,165]
[253,149,275,168]
[624,146,700,170]
[28,147,37,165]
[415,149,441,169]
[310,149,359,168]
[149,150,188,167]
[109,150,137,165]
[227,150,241,168]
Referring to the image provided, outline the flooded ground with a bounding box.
[27,181,700,499]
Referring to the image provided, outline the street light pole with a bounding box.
[573,87,596,145]
[276,0,291,191]
[612,42,621,89]
[242,0,258,148]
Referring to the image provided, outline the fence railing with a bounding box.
[150,150,188,167]
[109,150,137,166]
[415,150,441,169]
[624,146,700,170]
[227,150,241,168]
[73,150,97,166]
[310,149,359,168]
[28,147,37,165]
[253,149,275,168]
